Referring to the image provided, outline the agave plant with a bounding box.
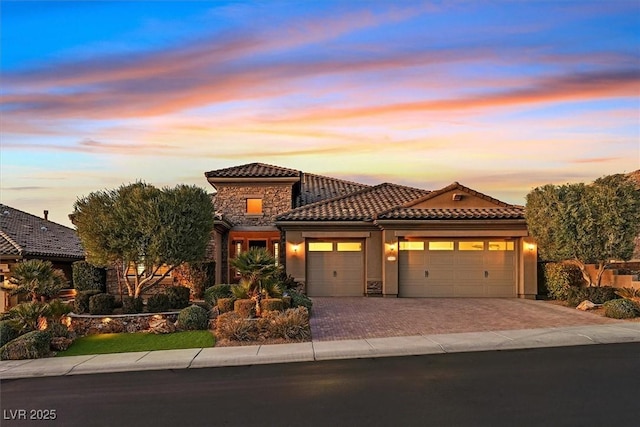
[615,287,640,304]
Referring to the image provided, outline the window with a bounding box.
[308,242,333,252]
[428,241,454,251]
[337,242,361,252]
[248,240,267,250]
[488,241,515,251]
[459,242,484,251]
[235,241,243,257]
[246,198,263,214]
[399,241,425,251]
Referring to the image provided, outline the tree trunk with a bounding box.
[563,259,593,286]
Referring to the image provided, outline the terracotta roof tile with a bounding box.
[297,173,370,207]
[0,204,84,259]
[377,207,525,220]
[205,162,300,179]
[277,183,430,222]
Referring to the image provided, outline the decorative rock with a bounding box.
[148,318,177,334]
[50,337,74,352]
[576,300,596,311]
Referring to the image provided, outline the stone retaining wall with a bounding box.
[65,312,179,336]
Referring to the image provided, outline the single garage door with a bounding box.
[306,240,364,297]
[399,240,516,297]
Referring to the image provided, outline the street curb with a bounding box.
[1,323,639,380]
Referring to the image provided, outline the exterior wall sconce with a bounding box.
[386,242,397,261]
[291,243,301,254]
[526,243,536,252]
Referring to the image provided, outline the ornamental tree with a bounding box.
[71,182,215,298]
[526,173,640,286]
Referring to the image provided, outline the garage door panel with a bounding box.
[307,241,364,297]
[399,239,516,298]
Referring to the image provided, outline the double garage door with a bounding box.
[306,240,364,297]
[399,239,516,297]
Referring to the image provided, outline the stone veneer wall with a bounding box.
[66,313,179,336]
[213,183,293,226]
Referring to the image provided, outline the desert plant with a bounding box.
[122,296,143,314]
[215,312,259,341]
[273,270,300,291]
[3,259,67,302]
[47,299,73,319]
[230,248,279,298]
[74,290,102,314]
[270,307,311,341]
[146,293,172,313]
[177,305,209,331]
[615,287,640,304]
[289,290,313,312]
[234,299,256,318]
[0,320,19,347]
[603,298,639,319]
[0,330,52,360]
[72,261,106,292]
[89,293,115,315]
[6,302,51,334]
[204,284,232,306]
[261,281,283,299]
[217,298,235,314]
[282,296,292,309]
[260,298,284,313]
[166,286,191,309]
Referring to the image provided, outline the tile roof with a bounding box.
[205,162,300,179]
[0,204,84,259]
[277,183,430,222]
[376,207,525,220]
[296,173,370,207]
[403,182,518,208]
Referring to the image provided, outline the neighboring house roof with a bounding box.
[205,162,300,179]
[297,173,370,207]
[376,207,525,220]
[277,183,430,222]
[0,204,84,259]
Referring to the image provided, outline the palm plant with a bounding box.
[230,248,280,316]
[6,302,51,334]
[3,259,67,302]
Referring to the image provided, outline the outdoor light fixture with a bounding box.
[291,243,300,254]
[526,243,536,252]
[386,242,397,261]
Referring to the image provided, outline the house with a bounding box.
[0,204,84,311]
[206,163,537,298]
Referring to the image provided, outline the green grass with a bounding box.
[56,331,215,357]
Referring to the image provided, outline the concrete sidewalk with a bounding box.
[2,322,639,380]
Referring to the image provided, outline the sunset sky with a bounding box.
[1,1,638,226]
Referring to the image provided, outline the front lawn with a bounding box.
[57,331,215,357]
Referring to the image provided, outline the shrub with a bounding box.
[7,259,67,302]
[566,286,619,307]
[269,307,311,341]
[261,281,283,299]
[261,298,284,313]
[6,302,51,334]
[234,299,256,318]
[146,293,171,313]
[177,305,209,331]
[603,299,639,319]
[215,312,258,341]
[282,296,292,310]
[89,293,115,315]
[0,320,19,347]
[217,297,235,314]
[122,296,144,314]
[166,286,191,309]
[543,263,585,300]
[72,261,106,292]
[204,284,232,306]
[274,270,300,291]
[74,290,102,314]
[231,282,251,299]
[172,261,215,299]
[45,321,71,338]
[289,290,312,312]
[0,330,52,360]
[47,299,73,319]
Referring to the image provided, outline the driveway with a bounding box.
[309,297,621,341]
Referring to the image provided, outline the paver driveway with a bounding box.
[309,297,621,341]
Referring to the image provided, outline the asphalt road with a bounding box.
[1,343,639,427]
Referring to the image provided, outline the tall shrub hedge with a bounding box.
[72,261,106,292]
[543,263,584,300]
